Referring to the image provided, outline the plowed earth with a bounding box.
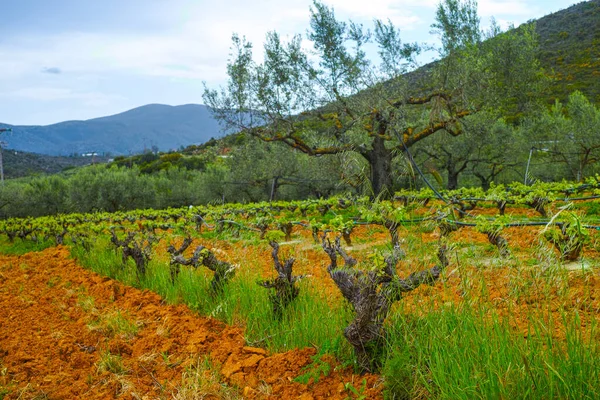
[0,246,382,399]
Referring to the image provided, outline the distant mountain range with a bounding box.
[0,104,225,156]
[1,0,598,157]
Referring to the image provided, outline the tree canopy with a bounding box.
[522,90,600,182]
[204,0,543,197]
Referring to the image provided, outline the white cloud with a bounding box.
[0,2,309,84]
[319,0,429,27]
[9,87,125,106]
[0,0,436,86]
[478,0,538,17]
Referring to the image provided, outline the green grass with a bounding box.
[0,237,55,255]
[383,303,600,400]
[68,234,600,399]
[573,201,600,217]
[88,310,139,339]
[96,351,127,375]
[70,240,354,361]
[174,355,242,399]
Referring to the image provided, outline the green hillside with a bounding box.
[1,149,109,179]
[536,0,600,103]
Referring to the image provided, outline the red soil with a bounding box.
[0,246,382,399]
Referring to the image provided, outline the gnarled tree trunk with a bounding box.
[167,240,236,292]
[322,236,449,372]
[257,242,305,318]
[364,135,393,198]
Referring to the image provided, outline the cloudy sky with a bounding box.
[0,0,581,125]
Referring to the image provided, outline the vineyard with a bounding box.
[2,178,600,399]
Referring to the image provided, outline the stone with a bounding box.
[222,353,264,378]
[243,346,268,356]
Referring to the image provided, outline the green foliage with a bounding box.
[2,184,600,397]
[96,351,127,375]
[3,1,599,202]
[415,113,520,190]
[522,91,600,182]
[474,214,511,235]
[264,230,286,243]
[431,0,480,55]
[386,305,600,400]
[293,357,332,385]
[112,150,211,174]
[294,338,343,385]
[344,379,368,400]
[578,201,600,217]
[359,202,407,225]
[70,238,353,358]
[535,0,600,105]
[1,150,110,179]
[543,211,590,261]
[204,0,542,197]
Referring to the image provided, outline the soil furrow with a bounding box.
[0,246,382,399]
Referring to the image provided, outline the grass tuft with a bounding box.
[88,310,139,339]
[97,351,127,375]
[173,356,242,400]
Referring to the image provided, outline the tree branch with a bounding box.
[401,109,473,146]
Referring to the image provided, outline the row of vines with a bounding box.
[1,178,600,380]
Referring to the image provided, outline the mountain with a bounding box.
[536,0,600,104]
[0,149,109,179]
[1,1,598,158]
[0,104,225,156]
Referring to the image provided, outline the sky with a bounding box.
[0,0,583,125]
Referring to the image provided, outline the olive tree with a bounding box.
[415,113,519,189]
[204,0,541,197]
[523,91,600,181]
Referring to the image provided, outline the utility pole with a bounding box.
[269,176,279,202]
[524,147,535,185]
[524,146,549,185]
[0,128,12,184]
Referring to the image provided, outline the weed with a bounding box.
[344,379,368,400]
[294,339,343,385]
[173,356,242,400]
[0,360,13,400]
[155,320,171,338]
[50,330,64,340]
[293,355,332,385]
[385,304,600,400]
[97,351,127,375]
[382,347,417,400]
[88,310,139,339]
[77,294,96,313]
[579,201,600,216]
[46,276,61,288]
[0,237,54,255]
